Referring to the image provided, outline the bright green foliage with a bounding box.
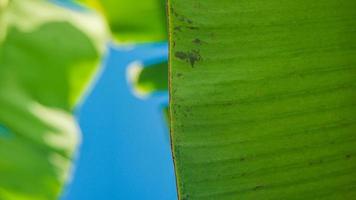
[169,0,356,199]
[78,0,167,43]
[0,0,107,199]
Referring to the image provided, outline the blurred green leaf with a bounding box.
[127,61,168,98]
[169,0,356,199]
[78,0,167,43]
[0,0,108,199]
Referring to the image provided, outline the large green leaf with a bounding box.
[78,0,167,43]
[168,0,356,199]
[0,0,107,199]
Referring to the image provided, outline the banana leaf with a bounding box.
[168,0,356,199]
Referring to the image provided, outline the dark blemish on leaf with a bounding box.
[186,26,199,30]
[192,38,202,45]
[176,12,193,24]
[239,157,246,162]
[170,7,179,17]
[189,50,201,67]
[175,51,188,60]
[253,185,264,191]
[175,50,202,68]
[174,26,182,32]
[178,16,185,22]
[346,154,351,159]
[182,17,193,24]
[177,73,183,77]
[171,10,197,30]
[188,50,202,67]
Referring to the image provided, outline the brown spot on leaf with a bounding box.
[253,185,264,191]
[192,38,202,45]
[175,50,202,67]
[170,7,178,17]
[174,26,182,32]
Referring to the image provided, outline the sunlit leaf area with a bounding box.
[0,0,174,199]
[1,0,356,200]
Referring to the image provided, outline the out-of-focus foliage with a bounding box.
[127,61,168,98]
[77,0,169,97]
[0,0,108,199]
[77,0,167,43]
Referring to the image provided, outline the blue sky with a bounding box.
[61,43,177,200]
